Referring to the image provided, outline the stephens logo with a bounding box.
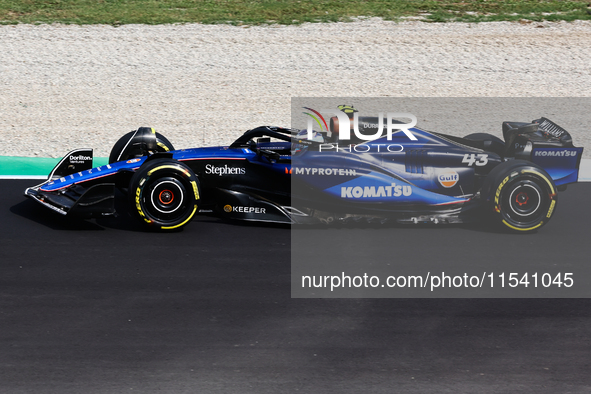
[341,183,412,199]
[223,205,266,214]
[205,164,246,176]
[438,169,459,188]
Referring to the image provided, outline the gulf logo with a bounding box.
[438,169,459,188]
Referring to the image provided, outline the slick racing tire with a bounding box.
[128,159,200,231]
[109,130,175,164]
[482,160,557,233]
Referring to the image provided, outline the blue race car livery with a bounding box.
[25,115,583,232]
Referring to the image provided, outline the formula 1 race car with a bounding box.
[24,115,583,232]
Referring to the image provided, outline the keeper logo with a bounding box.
[224,205,266,214]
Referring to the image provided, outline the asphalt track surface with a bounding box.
[2,180,591,393]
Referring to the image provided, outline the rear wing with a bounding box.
[503,118,584,186]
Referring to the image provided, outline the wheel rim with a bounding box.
[501,178,548,226]
[508,183,541,217]
[158,189,174,205]
[144,177,188,222]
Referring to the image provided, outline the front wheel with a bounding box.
[128,159,200,231]
[482,160,557,232]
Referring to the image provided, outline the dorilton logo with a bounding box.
[205,164,246,176]
[294,167,357,176]
[69,155,92,163]
[223,205,266,214]
[438,169,459,188]
[341,183,412,199]
[534,150,577,157]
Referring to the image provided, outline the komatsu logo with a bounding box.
[294,167,356,176]
[534,150,577,157]
[69,155,92,163]
[341,183,412,199]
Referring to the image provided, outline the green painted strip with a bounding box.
[0,156,108,176]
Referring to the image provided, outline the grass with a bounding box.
[0,0,590,25]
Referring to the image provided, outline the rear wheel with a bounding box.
[482,160,557,232]
[128,159,200,231]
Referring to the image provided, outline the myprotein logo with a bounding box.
[205,164,246,176]
[303,107,418,142]
[341,183,412,199]
[294,167,357,176]
[69,155,92,164]
[534,150,578,157]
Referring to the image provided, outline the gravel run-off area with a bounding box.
[1,19,591,158]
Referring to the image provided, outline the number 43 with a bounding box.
[462,153,488,166]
